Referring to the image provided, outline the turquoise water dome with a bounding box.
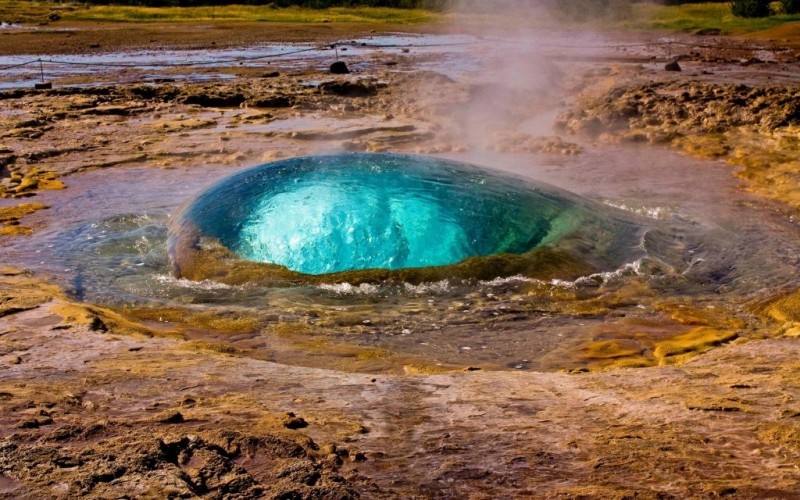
[168,154,641,283]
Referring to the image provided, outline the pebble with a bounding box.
[3,355,22,365]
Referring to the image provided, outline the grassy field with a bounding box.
[64,5,438,23]
[0,1,438,24]
[1,0,799,34]
[627,2,800,34]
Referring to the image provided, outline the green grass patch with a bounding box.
[2,2,439,24]
[626,2,800,34]
[3,0,800,34]
[448,2,800,35]
[0,0,64,23]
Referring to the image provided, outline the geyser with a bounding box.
[168,154,642,284]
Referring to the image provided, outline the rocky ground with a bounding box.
[3,268,800,498]
[2,21,800,498]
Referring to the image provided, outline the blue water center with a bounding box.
[170,154,591,276]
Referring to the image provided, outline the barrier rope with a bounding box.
[0,38,787,78]
[0,60,37,71]
[0,46,332,72]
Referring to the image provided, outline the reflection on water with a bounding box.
[3,144,800,372]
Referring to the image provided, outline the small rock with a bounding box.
[262,71,280,78]
[180,396,197,408]
[17,416,53,429]
[330,61,350,75]
[249,96,293,108]
[665,61,682,72]
[319,80,382,98]
[320,443,337,456]
[155,411,184,424]
[53,456,81,468]
[283,413,308,430]
[3,355,21,365]
[739,57,762,67]
[88,316,108,332]
[82,105,130,117]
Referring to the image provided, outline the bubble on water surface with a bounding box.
[167,153,644,285]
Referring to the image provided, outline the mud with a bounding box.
[2,25,800,498]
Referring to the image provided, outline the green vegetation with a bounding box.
[730,0,771,18]
[3,0,800,34]
[65,4,436,22]
[81,0,443,5]
[0,0,63,23]
[781,0,800,13]
[0,0,438,23]
[627,2,800,33]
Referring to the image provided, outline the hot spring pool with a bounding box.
[4,147,796,373]
[167,153,644,284]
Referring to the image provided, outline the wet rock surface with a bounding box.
[0,274,798,497]
[556,80,800,209]
[556,81,800,138]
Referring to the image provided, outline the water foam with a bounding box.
[152,274,238,291]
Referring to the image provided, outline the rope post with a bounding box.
[34,58,51,90]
